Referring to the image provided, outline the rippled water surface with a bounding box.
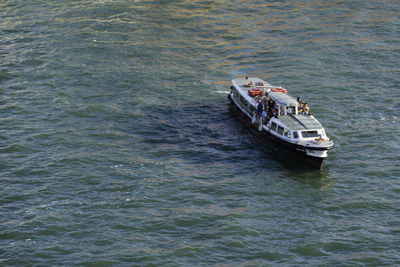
[1,0,400,265]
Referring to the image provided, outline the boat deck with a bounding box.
[233,77,273,89]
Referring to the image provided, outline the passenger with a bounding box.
[303,102,310,115]
[266,99,274,118]
[248,81,253,87]
[262,110,268,122]
[262,96,268,106]
[280,106,284,116]
[297,97,303,113]
[271,101,278,117]
[268,99,275,111]
[297,97,303,106]
[260,97,267,113]
[257,100,263,118]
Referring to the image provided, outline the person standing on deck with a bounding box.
[262,109,268,123]
[257,100,263,119]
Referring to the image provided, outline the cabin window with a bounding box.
[284,129,291,138]
[271,122,277,131]
[293,131,299,139]
[302,130,319,138]
[277,126,284,135]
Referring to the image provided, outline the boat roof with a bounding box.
[269,91,298,106]
[278,114,323,131]
[232,77,273,88]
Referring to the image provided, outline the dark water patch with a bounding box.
[1,0,400,265]
[0,71,12,81]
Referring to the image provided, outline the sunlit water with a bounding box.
[1,0,399,265]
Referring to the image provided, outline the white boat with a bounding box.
[228,76,334,169]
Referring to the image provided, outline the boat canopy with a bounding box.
[269,91,298,106]
[278,114,323,131]
[233,77,272,88]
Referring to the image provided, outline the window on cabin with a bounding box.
[284,129,291,138]
[277,126,284,135]
[302,130,319,138]
[293,131,299,138]
[239,96,245,107]
[271,122,277,131]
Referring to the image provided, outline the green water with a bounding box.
[1,0,399,265]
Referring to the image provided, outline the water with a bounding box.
[1,0,399,265]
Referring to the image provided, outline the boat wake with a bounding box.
[215,90,231,94]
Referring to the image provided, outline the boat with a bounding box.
[228,76,334,169]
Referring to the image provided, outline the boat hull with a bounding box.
[228,93,325,169]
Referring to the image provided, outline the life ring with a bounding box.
[271,87,287,94]
[248,88,264,97]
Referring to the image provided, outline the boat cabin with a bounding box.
[268,91,299,116]
[230,77,328,143]
[267,114,326,142]
[266,91,326,140]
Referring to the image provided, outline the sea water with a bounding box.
[1,0,399,265]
